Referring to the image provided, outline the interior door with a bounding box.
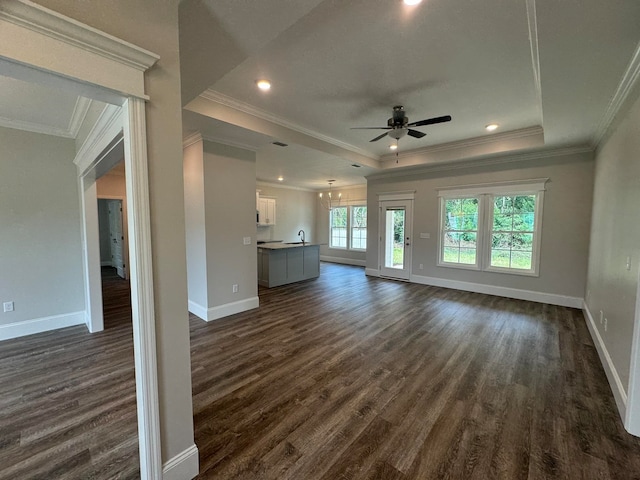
[379,200,413,280]
[107,199,126,279]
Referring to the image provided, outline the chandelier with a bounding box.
[318,180,342,210]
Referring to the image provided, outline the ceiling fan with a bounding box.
[352,105,452,142]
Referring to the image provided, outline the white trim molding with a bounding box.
[320,256,366,267]
[122,97,162,479]
[200,89,378,161]
[189,297,260,322]
[411,274,583,308]
[365,268,381,277]
[377,191,416,201]
[583,302,628,419]
[182,131,203,149]
[74,104,123,172]
[162,444,199,480]
[0,0,159,71]
[0,311,85,341]
[592,39,640,148]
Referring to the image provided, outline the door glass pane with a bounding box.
[385,209,405,269]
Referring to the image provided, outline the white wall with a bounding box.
[316,184,367,266]
[367,151,594,304]
[586,89,640,398]
[203,141,258,313]
[183,139,208,308]
[183,138,259,320]
[0,127,85,337]
[256,183,316,244]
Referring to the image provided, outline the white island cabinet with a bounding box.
[257,243,320,287]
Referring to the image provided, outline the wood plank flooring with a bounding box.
[2,263,640,479]
[0,267,139,479]
[191,263,640,479]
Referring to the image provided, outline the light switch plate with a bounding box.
[243,237,251,245]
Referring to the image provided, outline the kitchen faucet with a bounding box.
[298,229,306,245]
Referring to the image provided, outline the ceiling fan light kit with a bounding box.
[351,105,452,153]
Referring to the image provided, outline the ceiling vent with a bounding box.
[272,141,288,147]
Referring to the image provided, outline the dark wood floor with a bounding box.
[0,267,139,479]
[2,263,640,479]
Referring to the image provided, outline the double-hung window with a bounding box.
[438,179,546,276]
[330,204,367,251]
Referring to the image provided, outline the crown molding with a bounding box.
[592,39,640,148]
[0,0,159,71]
[68,97,92,138]
[525,0,544,124]
[200,89,379,161]
[182,132,203,149]
[73,103,123,170]
[0,115,74,138]
[256,181,316,192]
[368,145,593,181]
[0,95,92,138]
[201,133,260,152]
[380,126,544,162]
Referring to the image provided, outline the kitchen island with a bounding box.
[257,242,320,288]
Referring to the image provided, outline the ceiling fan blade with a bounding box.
[370,131,390,142]
[407,129,427,139]
[351,127,391,130]
[407,115,452,127]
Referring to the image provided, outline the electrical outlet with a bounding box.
[604,318,608,331]
[232,284,239,293]
[599,310,603,324]
[626,256,632,271]
[3,301,14,313]
[419,264,424,270]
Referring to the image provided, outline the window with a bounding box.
[350,206,367,250]
[443,197,478,266]
[438,180,546,276]
[330,205,367,251]
[330,207,347,248]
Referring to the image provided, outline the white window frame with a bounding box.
[329,202,367,252]
[437,179,547,277]
[349,205,367,252]
[329,206,348,250]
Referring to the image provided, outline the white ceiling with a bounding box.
[183,0,640,189]
[2,1,639,192]
[0,75,91,138]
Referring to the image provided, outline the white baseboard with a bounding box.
[320,255,366,267]
[365,268,380,277]
[189,297,259,322]
[410,274,583,308]
[583,302,628,419]
[0,311,86,341]
[162,444,199,480]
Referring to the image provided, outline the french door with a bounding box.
[379,199,413,280]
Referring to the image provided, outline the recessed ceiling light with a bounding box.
[277,176,284,182]
[403,0,423,5]
[389,144,398,151]
[256,79,271,91]
[485,123,499,132]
